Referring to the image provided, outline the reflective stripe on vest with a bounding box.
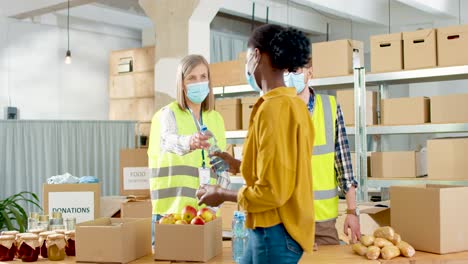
[147,101,226,215]
[311,94,339,222]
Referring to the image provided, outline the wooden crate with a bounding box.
[109,46,155,76]
[109,71,154,99]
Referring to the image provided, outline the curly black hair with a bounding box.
[248,24,310,72]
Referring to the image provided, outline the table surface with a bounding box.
[5,243,468,264]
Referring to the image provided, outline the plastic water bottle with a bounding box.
[200,125,230,174]
[232,211,248,263]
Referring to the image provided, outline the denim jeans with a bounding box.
[240,224,303,264]
[152,214,163,245]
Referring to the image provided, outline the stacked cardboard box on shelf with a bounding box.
[437,24,468,67]
[336,90,378,126]
[430,93,468,124]
[312,39,364,78]
[109,46,155,137]
[381,97,430,125]
[241,97,258,130]
[370,151,427,178]
[403,29,437,70]
[427,137,468,180]
[209,58,246,87]
[215,98,242,131]
[370,32,403,73]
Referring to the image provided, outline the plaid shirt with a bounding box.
[309,88,358,194]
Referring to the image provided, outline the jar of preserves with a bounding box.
[17,234,40,262]
[15,233,33,257]
[46,234,66,261]
[38,231,56,258]
[0,235,17,261]
[64,231,75,256]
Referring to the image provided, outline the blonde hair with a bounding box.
[176,55,214,111]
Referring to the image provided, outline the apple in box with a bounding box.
[159,206,217,225]
[181,205,197,223]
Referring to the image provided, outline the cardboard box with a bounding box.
[215,98,242,131]
[370,32,403,73]
[43,183,100,224]
[391,184,468,254]
[430,93,468,123]
[403,29,438,70]
[336,90,378,126]
[154,218,222,262]
[427,137,468,180]
[220,202,238,231]
[76,218,152,263]
[371,151,427,178]
[109,98,154,122]
[359,206,390,236]
[312,39,364,78]
[109,71,154,99]
[241,97,258,130]
[381,97,430,125]
[350,152,372,177]
[437,24,468,67]
[120,149,150,197]
[209,60,246,87]
[110,46,155,76]
[121,200,152,218]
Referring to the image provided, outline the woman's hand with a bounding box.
[196,185,225,207]
[210,152,241,174]
[190,132,211,150]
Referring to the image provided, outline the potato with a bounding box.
[360,235,375,247]
[398,241,416,257]
[366,246,381,260]
[374,238,393,248]
[352,242,368,256]
[374,226,395,241]
[391,233,402,245]
[381,245,401,260]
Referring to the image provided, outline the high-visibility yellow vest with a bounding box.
[147,101,226,215]
[311,94,338,222]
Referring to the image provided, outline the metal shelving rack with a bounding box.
[221,65,468,201]
[308,65,468,201]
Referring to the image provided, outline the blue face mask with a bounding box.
[284,73,306,94]
[245,52,262,92]
[186,81,210,104]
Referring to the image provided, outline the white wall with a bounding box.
[0,16,141,120]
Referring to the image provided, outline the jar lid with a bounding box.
[0,235,15,241]
[39,215,49,222]
[21,234,39,241]
[39,231,56,238]
[47,234,65,240]
[1,231,19,236]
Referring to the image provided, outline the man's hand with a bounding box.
[196,185,225,207]
[190,132,211,150]
[344,214,361,244]
[210,152,241,174]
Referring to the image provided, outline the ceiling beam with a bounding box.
[396,0,458,18]
[6,0,96,19]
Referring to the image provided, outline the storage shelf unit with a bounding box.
[368,178,468,189]
[344,123,468,135]
[309,65,468,90]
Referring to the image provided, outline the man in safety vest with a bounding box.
[283,62,360,245]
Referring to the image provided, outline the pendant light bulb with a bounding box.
[65,50,72,64]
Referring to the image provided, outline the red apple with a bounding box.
[181,205,197,223]
[190,216,205,225]
[175,220,188,225]
[197,208,216,223]
[159,215,175,224]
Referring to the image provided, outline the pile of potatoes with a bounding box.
[352,226,416,260]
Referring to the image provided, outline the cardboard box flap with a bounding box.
[101,196,128,217]
[371,32,402,44]
[403,29,435,41]
[216,98,241,106]
[438,24,468,35]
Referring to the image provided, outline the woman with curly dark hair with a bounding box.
[197,24,315,264]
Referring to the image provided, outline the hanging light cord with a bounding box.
[67,0,70,51]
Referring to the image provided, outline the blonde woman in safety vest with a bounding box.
[283,63,361,245]
[147,55,226,234]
